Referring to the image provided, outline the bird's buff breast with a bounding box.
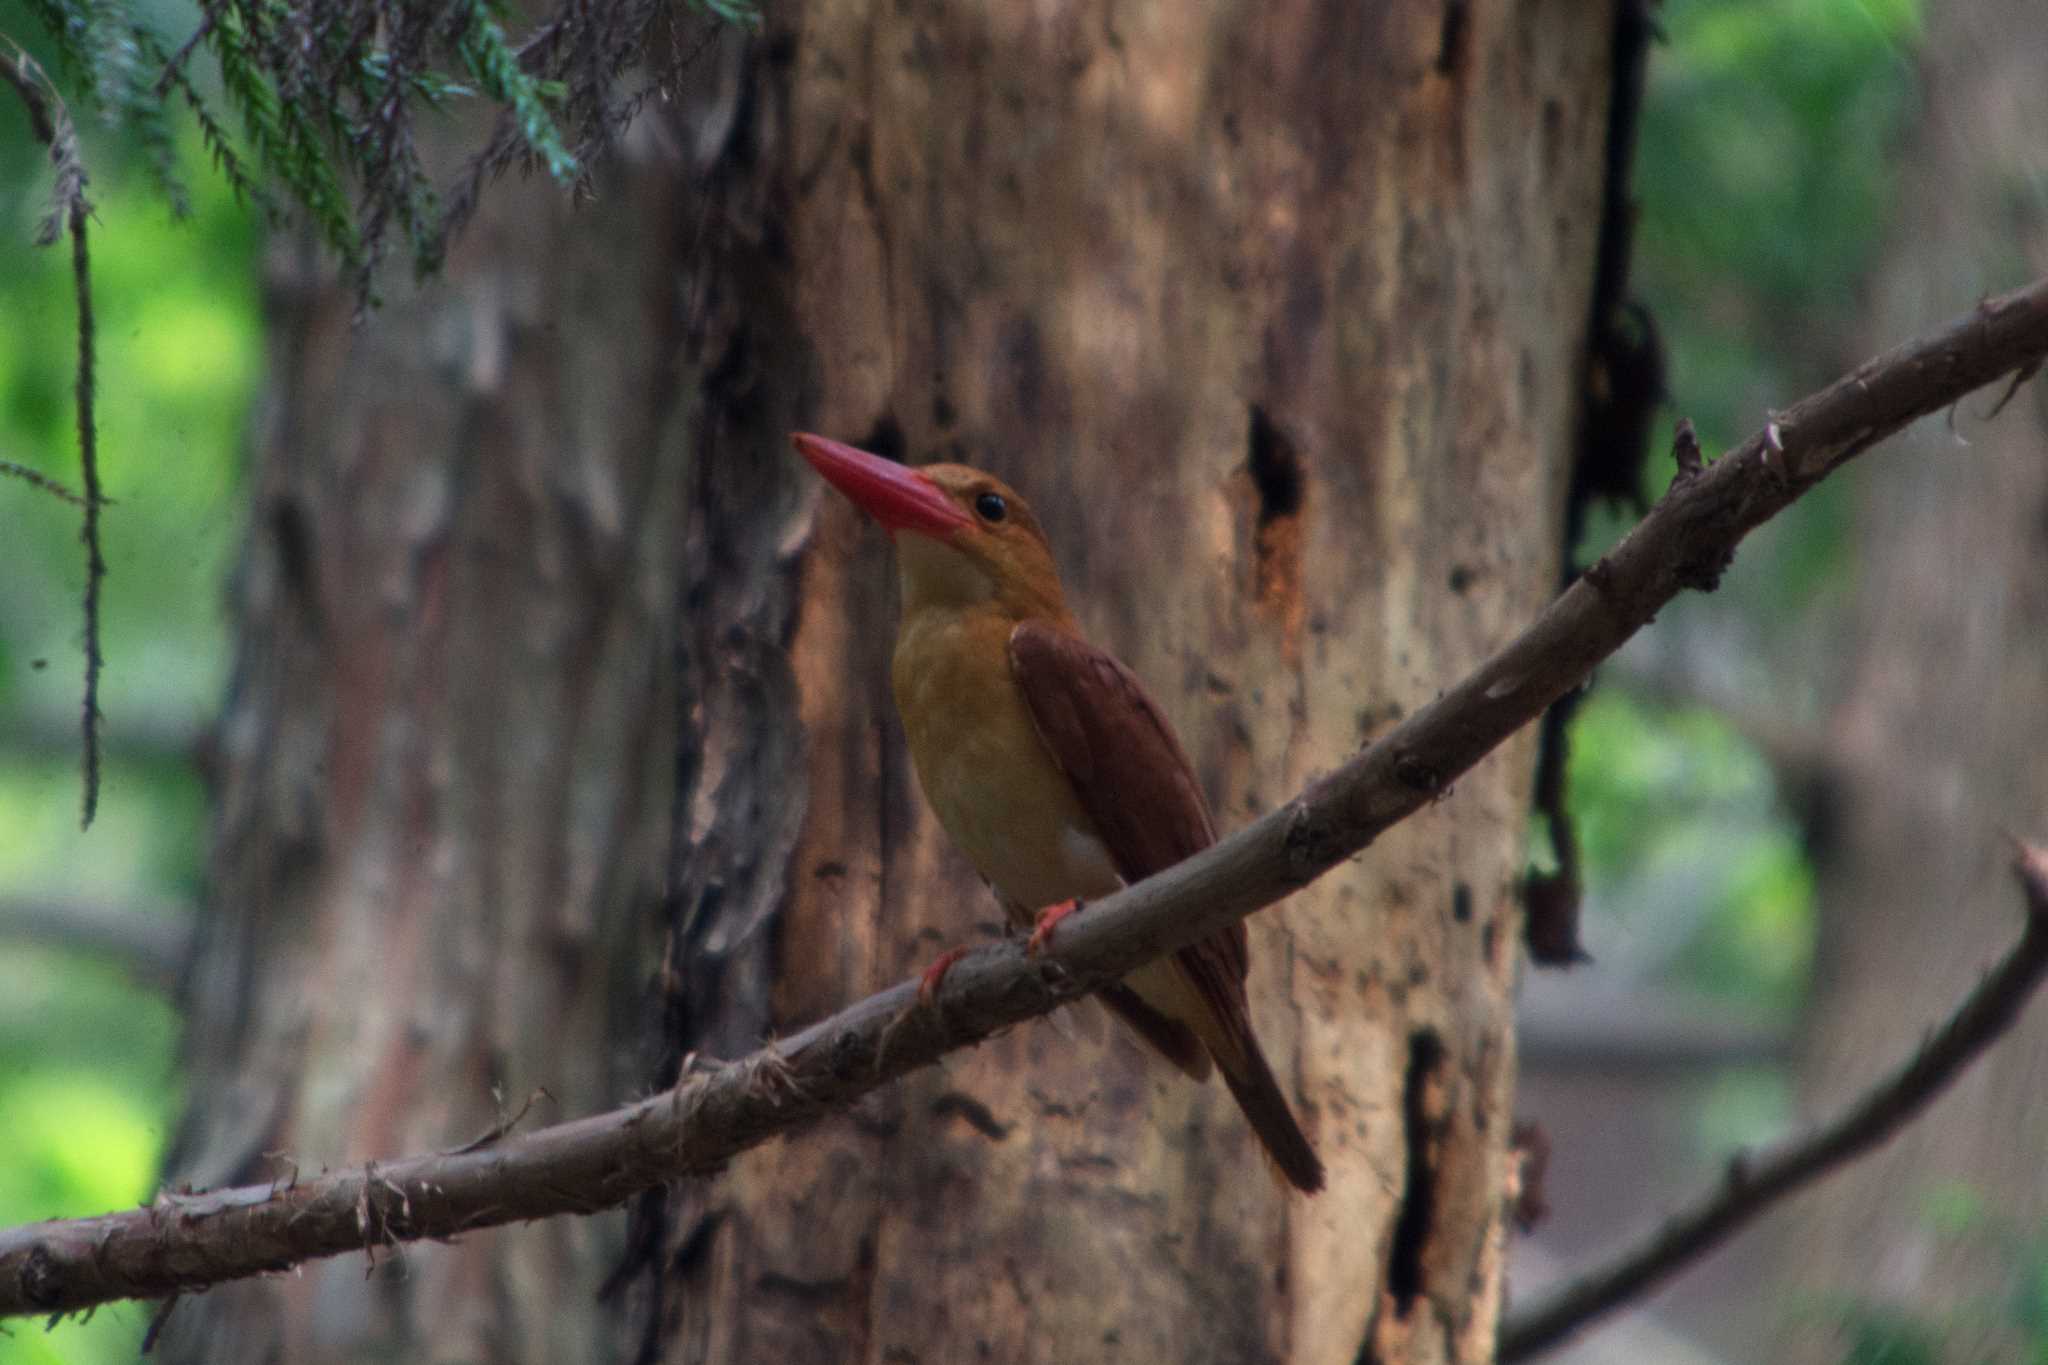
[893,616,1122,917]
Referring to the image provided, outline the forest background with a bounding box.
[3,0,2039,1361]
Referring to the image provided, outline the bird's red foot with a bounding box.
[1026,899,1083,955]
[917,946,972,1009]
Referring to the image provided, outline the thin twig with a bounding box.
[0,458,90,506]
[0,42,56,141]
[151,12,216,97]
[1499,840,2048,1361]
[71,179,104,829]
[3,275,2048,1320]
[2,41,105,829]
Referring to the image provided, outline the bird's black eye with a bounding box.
[974,491,1007,523]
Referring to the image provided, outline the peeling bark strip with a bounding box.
[6,276,2048,1323]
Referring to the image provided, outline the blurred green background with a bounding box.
[0,0,1965,1360]
[1,0,257,1349]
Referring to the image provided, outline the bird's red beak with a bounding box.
[792,432,973,538]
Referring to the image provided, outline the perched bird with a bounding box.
[792,431,1324,1194]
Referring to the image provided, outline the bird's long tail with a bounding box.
[1215,1035,1326,1194]
[1124,948,1325,1193]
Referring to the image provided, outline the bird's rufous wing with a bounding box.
[1008,619,1322,1192]
[1006,617,1248,1010]
[1008,624,1224,875]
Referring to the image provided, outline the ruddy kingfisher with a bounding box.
[793,431,1324,1194]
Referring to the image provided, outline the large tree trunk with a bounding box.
[162,2,1613,1362]
[157,125,696,1363]
[1779,7,2048,1359]
[644,7,1609,1364]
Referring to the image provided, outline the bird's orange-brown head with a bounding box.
[792,432,1070,622]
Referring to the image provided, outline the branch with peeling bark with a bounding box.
[1500,841,2048,1361]
[6,277,2048,1323]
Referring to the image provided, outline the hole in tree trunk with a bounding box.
[1243,405,1308,657]
[1247,404,1303,525]
[1435,0,1469,75]
[1388,1028,1446,1317]
[861,412,907,464]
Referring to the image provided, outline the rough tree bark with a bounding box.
[160,2,1616,1362]
[1778,6,2048,1359]
[638,6,1611,1365]
[156,120,697,1362]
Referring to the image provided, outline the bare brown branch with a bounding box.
[5,276,2048,1321]
[1499,839,2048,1361]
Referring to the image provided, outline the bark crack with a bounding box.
[1388,1029,1446,1317]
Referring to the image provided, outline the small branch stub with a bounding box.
[1671,417,1703,480]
